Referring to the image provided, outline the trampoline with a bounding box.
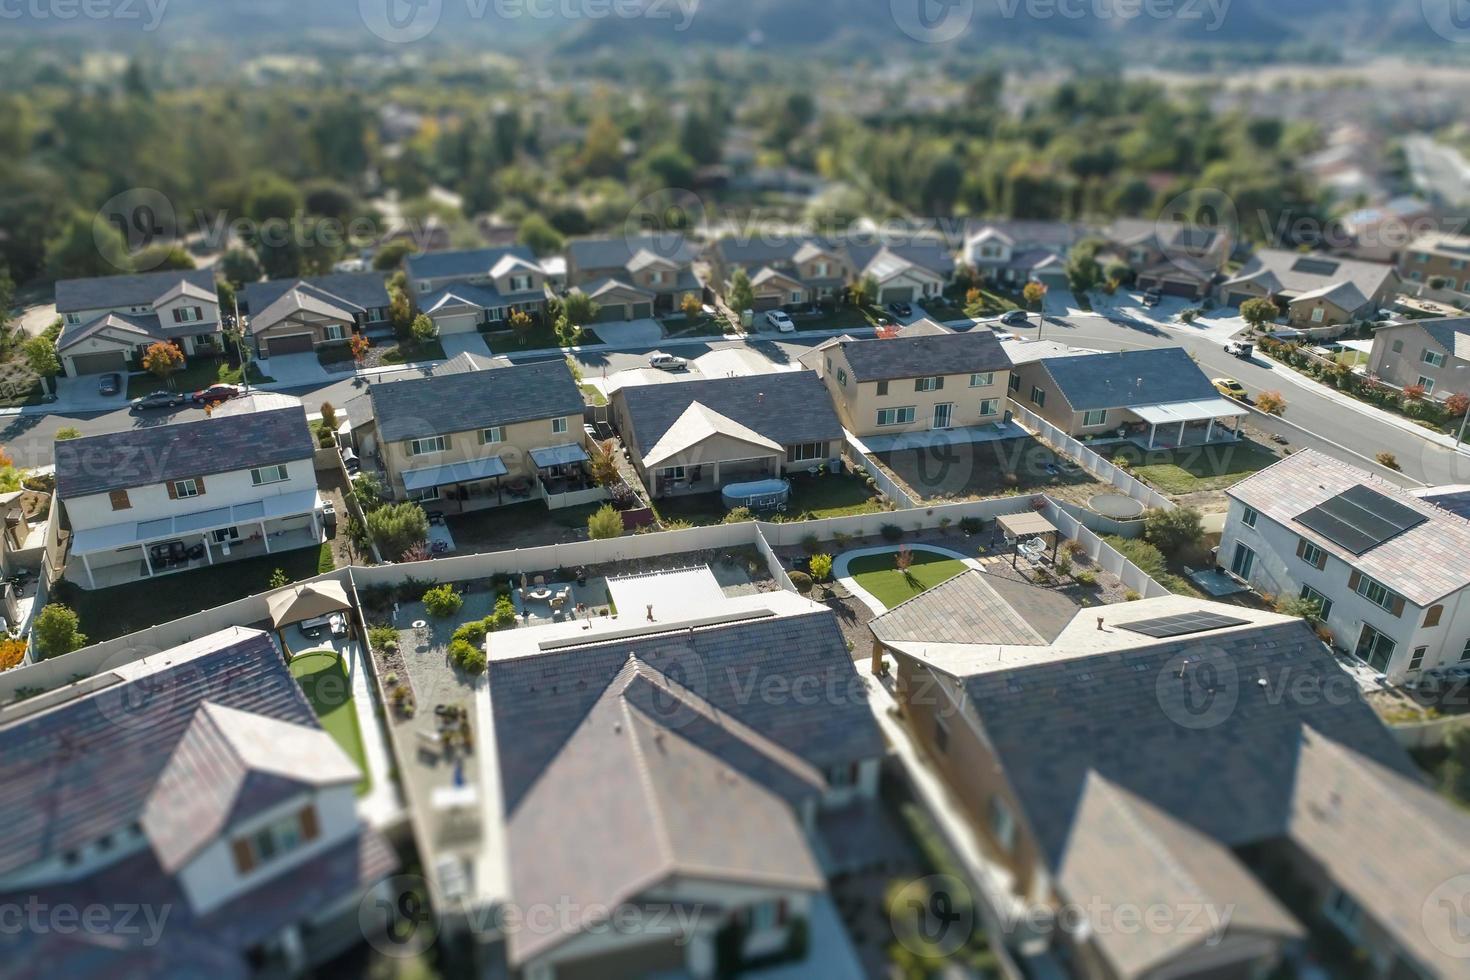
[1089,492,1145,520]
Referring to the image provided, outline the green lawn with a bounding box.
[847,550,968,609]
[60,543,330,643]
[485,322,603,353]
[288,650,371,796]
[125,357,238,399]
[792,306,884,332]
[381,339,447,364]
[444,500,607,551]
[1114,440,1280,494]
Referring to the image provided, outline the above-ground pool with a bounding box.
[1089,492,1145,520]
[721,478,791,511]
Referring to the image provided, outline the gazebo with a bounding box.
[267,579,354,651]
[997,511,1060,569]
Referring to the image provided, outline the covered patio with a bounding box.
[403,455,534,512]
[269,578,355,655]
[1126,397,1248,450]
[997,511,1060,570]
[530,443,594,495]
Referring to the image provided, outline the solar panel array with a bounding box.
[1294,484,1427,556]
[1291,257,1340,276]
[1117,612,1251,639]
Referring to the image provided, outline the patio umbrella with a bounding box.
[267,579,353,632]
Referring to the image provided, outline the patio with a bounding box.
[77,525,322,590]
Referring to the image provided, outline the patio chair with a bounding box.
[533,574,546,587]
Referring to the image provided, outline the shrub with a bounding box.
[1376,452,1400,470]
[1107,536,1167,579]
[1124,589,1142,601]
[801,533,821,553]
[832,530,853,548]
[33,604,86,659]
[1143,507,1205,558]
[789,571,814,594]
[491,595,517,629]
[268,567,289,589]
[448,638,486,674]
[451,619,489,646]
[422,584,463,618]
[1255,390,1287,416]
[1075,570,1097,587]
[959,516,983,535]
[367,502,430,561]
[588,503,624,539]
[0,637,25,671]
[1056,555,1073,577]
[722,506,753,524]
[368,624,398,653]
[880,523,903,542]
[809,553,833,581]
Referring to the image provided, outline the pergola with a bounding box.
[998,511,1060,569]
[1130,398,1249,449]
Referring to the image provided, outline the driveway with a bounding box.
[54,374,128,412]
[256,352,332,387]
[441,332,495,361]
[591,318,663,347]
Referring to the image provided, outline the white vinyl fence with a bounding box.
[1008,402,1174,512]
[843,431,918,509]
[1041,499,1171,599]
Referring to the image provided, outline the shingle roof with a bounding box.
[871,570,1048,647]
[54,404,315,499]
[568,235,695,271]
[1222,248,1396,302]
[617,372,842,459]
[843,238,956,279]
[1410,315,1470,362]
[1227,450,1470,605]
[55,268,216,314]
[1040,347,1217,411]
[368,359,584,442]
[404,245,539,282]
[56,311,160,350]
[838,332,1011,382]
[1292,280,1368,310]
[241,272,389,318]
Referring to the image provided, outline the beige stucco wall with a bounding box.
[1368,323,1468,396]
[380,413,582,499]
[819,346,1009,438]
[1010,362,1123,437]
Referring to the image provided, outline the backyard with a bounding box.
[846,550,968,609]
[444,500,608,551]
[1109,439,1280,494]
[288,650,370,795]
[877,435,1104,502]
[652,473,885,526]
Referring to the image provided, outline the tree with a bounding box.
[589,439,620,487]
[1143,506,1205,557]
[1447,393,1470,418]
[388,273,414,338]
[587,503,624,539]
[349,334,372,365]
[350,473,386,512]
[55,427,81,441]
[142,342,185,385]
[680,292,703,319]
[320,402,338,429]
[220,248,263,286]
[129,243,195,272]
[22,336,60,394]
[1256,390,1287,416]
[1022,281,1048,311]
[410,314,438,345]
[508,309,533,344]
[1065,251,1101,295]
[563,291,599,327]
[728,268,755,313]
[33,604,86,659]
[517,214,565,257]
[365,502,430,560]
[216,279,237,318]
[849,274,880,309]
[1239,297,1278,333]
[373,241,415,271]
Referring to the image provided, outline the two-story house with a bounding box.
[962,220,1084,288]
[1220,449,1470,682]
[1397,229,1470,291]
[873,584,1470,980]
[405,247,548,334]
[55,268,223,377]
[1367,316,1470,400]
[1101,218,1233,299]
[704,238,854,310]
[0,626,398,977]
[1217,248,1399,329]
[363,359,594,509]
[804,332,1012,437]
[54,397,324,590]
[242,272,393,359]
[564,235,703,320]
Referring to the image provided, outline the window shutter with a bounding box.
[195,476,206,495]
[476,429,485,446]
[442,434,452,450]
[406,441,417,457]
[915,379,924,392]
[299,805,319,841]
[110,490,131,511]
[1391,595,1406,618]
[1295,538,1306,559]
[935,376,944,390]
[166,481,178,500]
[1315,549,1326,570]
[776,898,788,926]
[1348,570,1361,592]
[1426,605,1444,628]
[232,838,255,874]
[193,306,202,320]
[172,308,182,323]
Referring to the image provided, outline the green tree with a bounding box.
[33,604,86,659]
[22,337,60,395]
[517,214,565,257]
[728,268,755,313]
[365,502,430,560]
[563,291,599,327]
[220,248,263,286]
[130,244,195,272]
[47,212,129,279]
[216,279,237,318]
[639,143,696,191]
[1143,506,1205,558]
[410,314,438,345]
[373,241,414,271]
[587,503,624,539]
[579,115,625,178]
[1238,297,1279,332]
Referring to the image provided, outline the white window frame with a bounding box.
[1418,376,1436,394]
[786,442,825,463]
[1300,585,1332,620]
[1354,573,1395,612]
[480,426,504,445]
[409,485,441,502]
[989,797,1016,852]
[969,372,995,388]
[409,436,446,457]
[323,323,346,342]
[915,376,941,392]
[245,812,306,867]
[1082,408,1108,427]
[250,464,289,486]
[876,406,916,427]
[661,465,686,482]
[1310,306,1325,323]
[1423,348,1446,367]
[1242,506,1258,528]
[1461,637,1470,663]
[1030,386,1046,407]
[1301,541,1326,567]
[65,313,80,325]
[978,398,999,417]
[552,417,568,434]
[172,478,199,499]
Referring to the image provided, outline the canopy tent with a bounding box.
[267,579,353,630]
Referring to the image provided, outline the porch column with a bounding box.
[1148,422,1158,449]
[260,520,272,553]
[1205,417,1215,443]
[713,460,721,487]
[81,552,95,590]
[1178,420,1187,446]
[202,534,214,565]
[310,509,320,540]
[141,546,155,578]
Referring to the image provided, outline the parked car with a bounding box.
[765,310,795,333]
[192,383,243,405]
[1224,341,1255,361]
[887,300,913,318]
[648,353,689,372]
[98,373,121,397]
[1212,377,1248,400]
[131,390,184,412]
[1000,309,1029,327]
[1142,289,1163,307]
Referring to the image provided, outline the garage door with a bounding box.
[752,295,781,312]
[1159,280,1199,298]
[433,312,479,335]
[631,303,653,319]
[881,286,916,303]
[592,304,626,323]
[261,333,314,357]
[70,351,128,376]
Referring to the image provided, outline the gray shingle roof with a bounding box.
[404,245,537,282]
[241,271,390,316]
[1414,315,1470,362]
[568,234,695,271]
[1040,347,1217,411]
[368,359,584,443]
[871,570,1048,646]
[54,405,316,499]
[838,332,1011,382]
[54,267,216,313]
[617,372,842,459]
[1222,248,1396,302]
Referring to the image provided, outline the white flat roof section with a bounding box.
[529,444,589,468]
[401,456,509,492]
[1130,397,1248,425]
[605,566,728,622]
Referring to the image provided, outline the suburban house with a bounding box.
[565,235,703,320]
[1009,346,1247,445]
[844,238,955,305]
[55,268,223,377]
[611,371,842,498]
[1217,248,1399,328]
[54,397,324,589]
[1335,196,1434,262]
[363,359,594,509]
[704,238,855,310]
[804,332,1013,437]
[1367,316,1470,399]
[0,626,398,977]
[1397,229,1470,290]
[242,272,392,360]
[464,583,885,979]
[404,247,549,333]
[962,220,1084,288]
[874,586,1470,980]
[1101,218,1232,299]
[1221,449,1470,682]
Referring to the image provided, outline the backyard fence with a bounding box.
[843,431,918,509]
[1041,499,1171,600]
[1007,402,1175,512]
[1052,498,1147,539]
[1388,712,1470,750]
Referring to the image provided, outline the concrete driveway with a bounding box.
[591,318,664,346]
[256,352,331,386]
[441,332,494,360]
[54,374,129,412]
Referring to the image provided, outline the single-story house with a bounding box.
[1218,249,1399,328]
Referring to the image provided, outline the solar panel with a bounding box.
[1117,612,1251,639]
[1295,484,1427,555]
[1291,257,1340,276]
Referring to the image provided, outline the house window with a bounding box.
[1353,573,1397,612]
[815,262,829,277]
[876,381,889,396]
[1030,386,1046,407]
[171,306,202,323]
[1082,409,1107,427]
[1448,279,1460,291]
[969,372,994,388]
[1300,585,1333,621]
[1323,887,1362,939]
[877,407,916,427]
[790,291,803,304]
[989,797,1016,852]
[109,489,131,511]
[1355,623,1396,672]
[1423,349,1446,367]
[836,369,848,387]
[661,465,686,482]
[826,762,858,788]
[213,526,240,544]
[172,479,199,499]
[65,313,80,325]
[480,427,504,445]
[409,436,446,457]
[933,710,949,753]
[324,324,345,342]
[1009,373,1021,392]
[1461,638,1470,663]
[1425,604,1444,628]
[748,900,786,932]
[1392,340,1404,353]
[1310,307,1326,323]
[510,274,533,292]
[409,486,441,502]
[250,464,290,486]
[234,807,318,874]
[915,376,942,393]
[1242,506,1258,528]
[1416,252,1430,264]
[786,442,825,463]
[1409,646,1428,672]
[1418,376,1436,394]
[979,398,999,417]
[1301,541,1326,567]
[552,417,568,434]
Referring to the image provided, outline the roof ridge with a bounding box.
[621,699,677,870]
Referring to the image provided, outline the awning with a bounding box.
[402,455,508,492]
[1129,397,1248,426]
[530,444,589,468]
[268,579,352,629]
[69,490,320,555]
[998,511,1058,540]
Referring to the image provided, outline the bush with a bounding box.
[366,502,430,561]
[1255,390,1287,416]
[268,567,289,589]
[880,523,903,542]
[1124,589,1142,601]
[789,571,814,594]
[491,595,517,629]
[1107,536,1167,579]
[588,503,624,539]
[959,516,983,535]
[451,619,489,646]
[809,553,833,582]
[448,638,486,674]
[422,584,463,618]
[33,604,86,659]
[367,624,398,652]
[801,533,821,553]
[1075,570,1097,587]
[0,637,26,671]
[1376,452,1400,470]
[1143,507,1204,558]
[723,506,753,524]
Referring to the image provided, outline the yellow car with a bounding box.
[1213,377,1248,400]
